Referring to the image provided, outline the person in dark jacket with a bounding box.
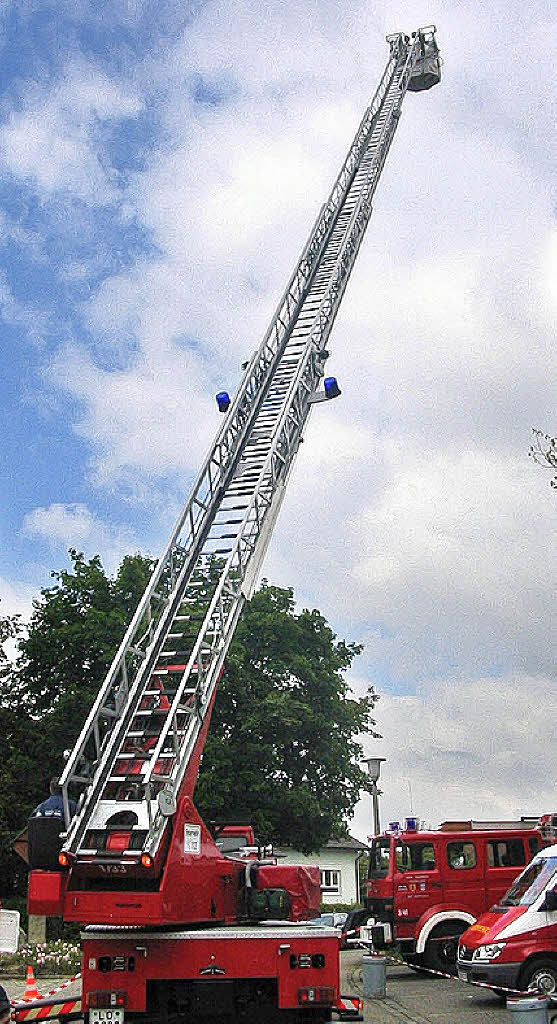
[0,983,11,1024]
[33,778,76,818]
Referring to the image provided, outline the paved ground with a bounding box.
[343,951,515,1024]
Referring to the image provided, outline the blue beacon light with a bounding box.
[324,377,341,399]
[216,391,231,413]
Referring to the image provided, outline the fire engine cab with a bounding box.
[363,817,545,973]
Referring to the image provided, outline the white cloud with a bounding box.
[351,671,557,842]
[22,502,137,574]
[0,575,36,622]
[0,62,142,203]
[46,338,218,490]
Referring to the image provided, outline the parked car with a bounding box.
[310,912,348,931]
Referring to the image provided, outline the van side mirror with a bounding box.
[540,889,557,913]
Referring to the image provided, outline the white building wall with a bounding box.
[276,847,360,905]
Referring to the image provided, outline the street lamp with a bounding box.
[363,757,386,837]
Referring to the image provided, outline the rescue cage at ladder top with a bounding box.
[25,26,441,931]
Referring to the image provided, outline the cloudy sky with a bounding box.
[0,0,555,841]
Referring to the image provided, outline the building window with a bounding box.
[320,869,341,894]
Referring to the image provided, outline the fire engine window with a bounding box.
[487,839,526,868]
[447,842,477,870]
[369,839,390,878]
[396,843,435,872]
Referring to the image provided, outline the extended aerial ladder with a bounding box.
[29,28,440,929]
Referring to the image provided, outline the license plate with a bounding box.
[90,1011,124,1023]
[459,970,468,982]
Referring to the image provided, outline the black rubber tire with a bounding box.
[423,922,468,976]
[519,957,557,996]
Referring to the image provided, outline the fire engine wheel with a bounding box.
[520,957,557,996]
[423,922,468,976]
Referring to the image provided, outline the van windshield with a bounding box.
[500,857,557,908]
[369,839,391,878]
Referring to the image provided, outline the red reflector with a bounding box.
[141,853,153,868]
[298,987,334,1006]
[58,852,69,867]
[88,991,127,1009]
[107,831,131,851]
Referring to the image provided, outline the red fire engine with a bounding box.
[363,817,547,974]
[21,28,441,1024]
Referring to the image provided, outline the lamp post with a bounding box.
[364,757,386,837]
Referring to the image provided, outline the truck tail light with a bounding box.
[87,991,127,1009]
[58,852,70,867]
[298,987,335,1005]
[141,853,153,868]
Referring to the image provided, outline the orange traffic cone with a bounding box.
[23,965,41,1001]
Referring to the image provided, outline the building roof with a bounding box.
[276,835,368,855]
[324,836,368,851]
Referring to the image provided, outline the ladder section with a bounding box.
[60,29,437,865]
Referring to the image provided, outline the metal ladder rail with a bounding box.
[135,65,418,843]
[86,282,344,811]
[59,45,406,826]
[138,37,418,751]
[136,31,427,813]
[75,70,413,851]
[141,41,415,753]
[60,34,417,847]
[85,225,357,806]
[59,167,360,826]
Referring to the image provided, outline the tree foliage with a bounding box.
[195,583,379,853]
[0,551,154,895]
[0,556,378,896]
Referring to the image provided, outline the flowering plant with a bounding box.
[0,940,81,977]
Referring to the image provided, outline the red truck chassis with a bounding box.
[82,923,340,1024]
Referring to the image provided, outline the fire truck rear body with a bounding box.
[82,923,340,1021]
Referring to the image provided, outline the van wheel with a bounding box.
[520,958,557,995]
[423,922,467,976]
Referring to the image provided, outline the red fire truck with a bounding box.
[19,28,441,1024]
[362,817,545,973]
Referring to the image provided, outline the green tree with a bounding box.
[0,552,154,897]
[1,559,377,895]
[0,609,44,896]
[13,550,155,763]
[195,583,379,853]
